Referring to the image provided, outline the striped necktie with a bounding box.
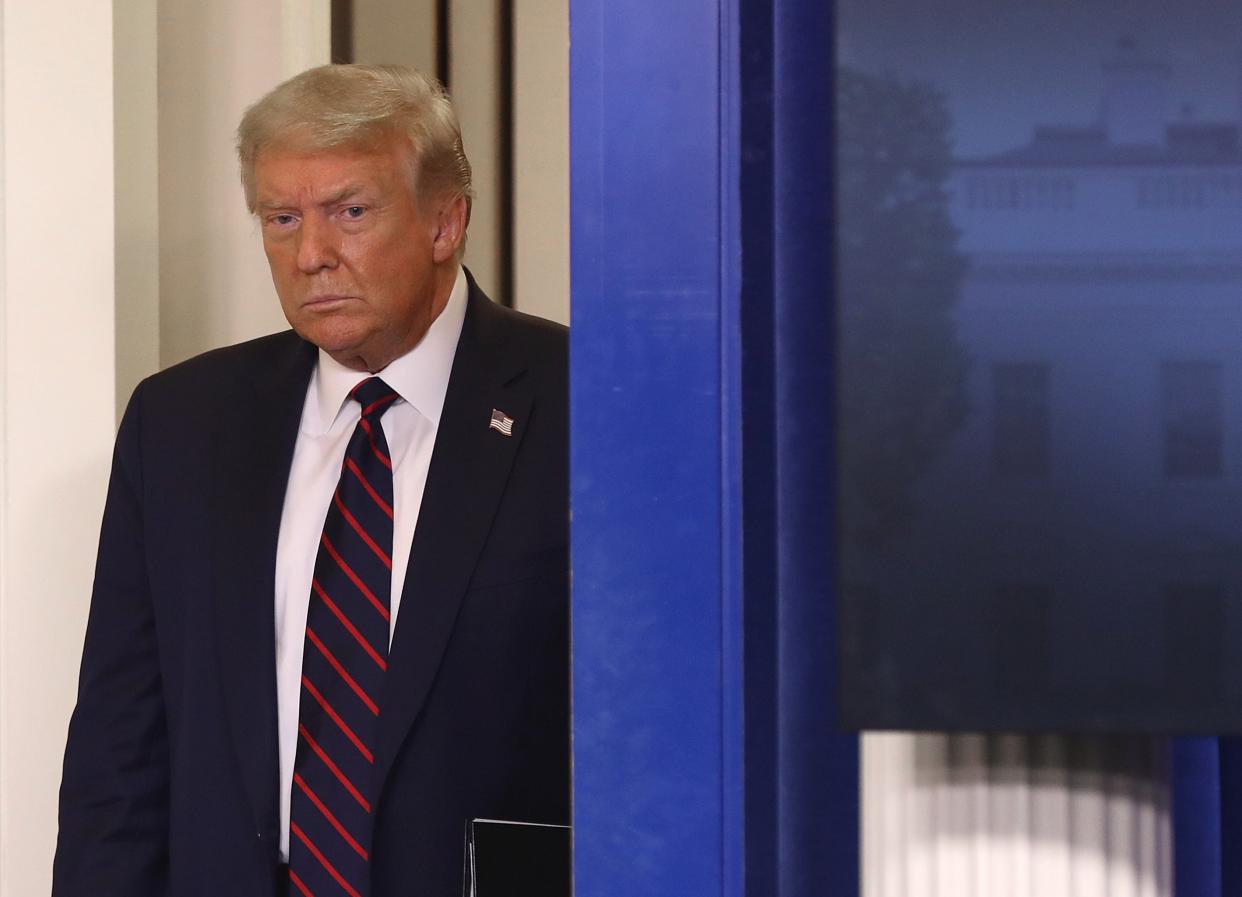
[288,377,399,897]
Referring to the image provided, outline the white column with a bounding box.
[0,2,117,893]
[863,734,1172,897]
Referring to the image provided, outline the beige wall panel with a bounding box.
[351,0,437,72]
[283,0,332,77]
[114,0,160,416]
[158,1,331,367]
[513,1,569,324]
[449,0,504,302]
[1,2,117,893]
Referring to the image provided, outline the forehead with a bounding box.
[254,138,413,205]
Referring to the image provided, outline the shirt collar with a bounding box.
[306,265,468,435]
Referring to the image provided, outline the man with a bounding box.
[53,65,568,897]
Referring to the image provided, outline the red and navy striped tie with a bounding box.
[288,377,399,897]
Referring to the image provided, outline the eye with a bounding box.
[343,206,366,219]
[267,213,297,227]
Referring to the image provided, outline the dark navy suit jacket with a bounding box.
[52,279,569,896]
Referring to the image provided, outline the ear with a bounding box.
[431,194,468,263]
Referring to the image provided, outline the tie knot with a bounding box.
[351,377,400,420]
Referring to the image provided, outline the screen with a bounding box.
[836,0,1242,730]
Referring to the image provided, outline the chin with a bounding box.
[293,315,368,354]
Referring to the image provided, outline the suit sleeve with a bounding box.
[52,380,170,896]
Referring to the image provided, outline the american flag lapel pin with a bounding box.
[489,408,515,437]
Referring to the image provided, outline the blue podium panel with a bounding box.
[570,3,738,897]
[572,3,858,895]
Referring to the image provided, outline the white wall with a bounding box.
[0,3,119,893]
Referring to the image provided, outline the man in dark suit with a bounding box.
[53,65,568,897]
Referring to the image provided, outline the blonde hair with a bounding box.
[236,64,473,219]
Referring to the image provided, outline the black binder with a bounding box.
[462,818,570,897]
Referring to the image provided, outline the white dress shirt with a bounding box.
[272,266,468,860]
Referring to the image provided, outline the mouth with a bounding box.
[303,295,356,311]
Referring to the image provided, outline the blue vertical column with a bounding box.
[771,4,858,895]
[570,1,743,896]
[1173,738,1223,897]
[572,1,857,895]
[737,2,857,895]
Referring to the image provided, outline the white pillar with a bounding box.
[0,2,117,893]
[863,733,1172,897]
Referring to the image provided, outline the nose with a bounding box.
[296,215,339,274]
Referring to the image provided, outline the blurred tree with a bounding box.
[837,67,969,547]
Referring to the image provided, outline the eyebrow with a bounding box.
[255,184,368,212]
[319,184,367,206]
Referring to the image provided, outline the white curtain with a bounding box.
[863,734,1171,897]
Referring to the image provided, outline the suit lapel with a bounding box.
[210,334,316,840]
[373,285,534,794]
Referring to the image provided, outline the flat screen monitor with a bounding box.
[835,0,1242,731]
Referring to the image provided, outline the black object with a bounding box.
[463,819,570,897]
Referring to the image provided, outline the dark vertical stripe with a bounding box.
[436,0,451,88]
[330,0,354,64]
[497,0,515,307]
[738,1,778,894]
[1220,737,1242,897]
[775,1,858,894]
[1173,738,1223,897]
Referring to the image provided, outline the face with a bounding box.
[254,137,464,372]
